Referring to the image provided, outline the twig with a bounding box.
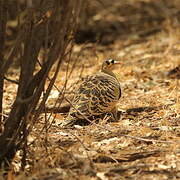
[54,88,177,144]
[16,95,34,104]
[4,76,19,84]
[65,129,94,168]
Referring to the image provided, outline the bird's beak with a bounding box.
[114,60,123,65]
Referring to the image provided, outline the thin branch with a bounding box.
[4,76,19,84]
[65,129,94,168]
[62,97,177,144]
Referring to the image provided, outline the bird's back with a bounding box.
[61,71,121,127]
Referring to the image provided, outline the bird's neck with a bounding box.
[101,69,116,78]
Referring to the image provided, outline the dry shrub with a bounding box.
[0,0,83,170]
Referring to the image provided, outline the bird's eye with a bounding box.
[106,61,110,65]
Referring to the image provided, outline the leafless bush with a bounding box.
[0,0,83,168]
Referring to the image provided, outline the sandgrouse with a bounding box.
[61,59,122,127]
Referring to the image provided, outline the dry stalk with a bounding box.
[0,0,8,130]
[64,96,177,144]
[0,0,84,168]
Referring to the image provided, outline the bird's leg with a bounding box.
[111,107,118,122]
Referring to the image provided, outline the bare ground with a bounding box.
[2,0,180,179]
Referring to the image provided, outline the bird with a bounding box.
[61,59,122,127]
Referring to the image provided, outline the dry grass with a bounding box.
[13,28,180,180]
[2,0,180,179]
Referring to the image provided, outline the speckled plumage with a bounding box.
[61,59,122,127]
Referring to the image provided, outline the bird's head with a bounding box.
[102,59,122,72]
